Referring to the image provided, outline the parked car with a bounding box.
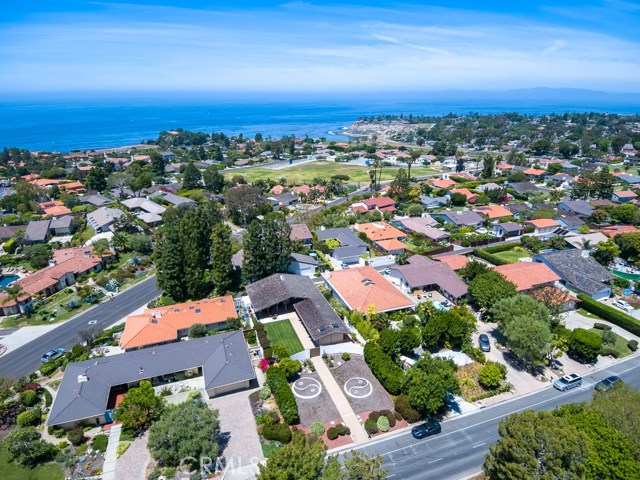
[341,262,349,269]
[613,299,634,312]
[411,419,441,439]
[383,268,391,275]
[595,375,622,392]
[553,373,582,391]
[478,334,491,352]
[41,348,65,363]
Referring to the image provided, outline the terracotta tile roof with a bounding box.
[475,204,512,219]
[352,205,368,214]
[379,206,397,212]
[270,185,285,195]
[523,168,546,176]
[525,218,560,228]
[600,225,640,237]
[528,286,576,304]
[613,190,638,199]
[362,197,396,209]
[325,266,415,313]
[450,188,478,201]
[495,262,560,291]
[120,296,237,350]
[435,254,468,271]
[431,178,457,189]
[32,178,62,187]
[376,239,407,252]
[355,222,406,241]
[496,164,514,170]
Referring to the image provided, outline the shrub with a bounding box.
[310,422,325,436]
[47,425,54,435]
[263,347,273,360]
[39,361,59,377]
[116,441,130,457]
[628,339,638,351]
[19,390,38,407]
[377,415,390,432]
[394,394,420,423]
[265,367,299,425]
[577,294,640,336]
[336,423,350,436]
[472,248,510,266]
[342,352,351,361]
[478,361,507,389]
[394,411,403,421]
[601,329,617,346]
[256,411,277,425]
[593,323,612,331]
[327,427,339,440]
[568,328,603,361]
[262,423,292,444]
[364,419,378,435]
[601,346,620,358]
[42,388,52,407]
[368,411,381,423]
[67,427,85,446]
[613,277,631,289]
[92,434,108,453]
[17,408,41,427]
[364,342,404,395]
[259,386,271,400]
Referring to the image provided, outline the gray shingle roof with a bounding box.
[559,200,594,217]
[81,194,113,207]
[47,331,254,427]
[50,215,73,229]
[150,191,196,207]
[290,252,319,266]
[534,250,615,296]
[290,223,313,241]
[87,207,124,231]
[509,182,539,195]
[432,210,485,226]
[314,228,368,259]
[388,256,468,298]
[25,220,50,242]
[496,222,522,233]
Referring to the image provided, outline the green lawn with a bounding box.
[492,250,530,264]
[591,329,633,358]
[577,308,602,320]
[263,319,304,354]
[224,161,438,184]
[0,451,64,480]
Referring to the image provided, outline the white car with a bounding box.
[613,299,634,312]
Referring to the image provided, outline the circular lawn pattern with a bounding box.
[343,377,373,398]
[292,377,323,399]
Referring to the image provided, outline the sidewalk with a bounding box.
[102,423,121,480]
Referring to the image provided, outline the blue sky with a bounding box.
[1,1,639,94]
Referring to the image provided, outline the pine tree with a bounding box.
[156,211,187,301]
[181,163,202,190]
[211,223,233,294]
[243,213,292,282]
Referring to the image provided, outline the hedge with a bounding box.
[577,294,640,336]
[483,243,522,254]
[472,248,510,266]
[394,394,420,424]
[568,328,603,361]
[593,323,612,331]
[92,434,109,453]
[262,423,292,444]
[265,367,299,425]
[363,342,404,395]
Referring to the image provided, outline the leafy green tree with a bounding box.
[403,355,458,417]
[210,223,233,294]
[3,427,58,467]
[128,234,153,254]
[188,323,208,338]
[388,168,410,202]
[150,151,166,177]
[114,380,164,434]
[558,139,579,158]
[377,329,399,357]
[458,260,491,281]
[612,204,639,224]
[128,171,153,197]
[592,238,620,266]
[450,192,467,206]
[203,165,225,193]
[243,213,292,282]
[593,166,615,199]
[491,295,549,331]
[85,166,108,192]
[225,185,263,226]
[22,243,52,269]
[112,231,131,253]
[469,271,517,311]
[182,163,202,190]
[148,400,220,470]
[340,450,388,480]
[156,211,187,301]
[257,431,326,480]
[278,358,302,380]
[397,327,421,356]
[568,328,603,361]
[503,314,552,362]
[484,410,591,480]
[478,361,507,389]
[422,306,475,349]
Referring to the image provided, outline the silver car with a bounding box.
[553,373,582,391]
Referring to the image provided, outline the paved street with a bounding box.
[350,353,640,480]
[0,275,161,379]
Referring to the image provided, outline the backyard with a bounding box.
[492,249,530,264]
[224,161,438,184]
[263,320,304,354]
[0,451,64,480]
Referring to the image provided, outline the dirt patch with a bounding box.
[329,354,393,415]
[296,419,353,449]
[293,373,341,427]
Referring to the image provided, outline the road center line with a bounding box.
[428,458,443,464]
[472,443,486,448]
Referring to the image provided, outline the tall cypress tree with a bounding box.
[243,213,292,282]
[156,210,187,301]
[211,223,233,295]
[180,204,213,299]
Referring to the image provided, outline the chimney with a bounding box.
[48,259,57,267]
[77,374,88,383]
[139,367,144,374]
[83,250,91,258]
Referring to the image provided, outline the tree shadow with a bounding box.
[218,431,232,455]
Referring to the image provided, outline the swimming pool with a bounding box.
[0,275,19,289]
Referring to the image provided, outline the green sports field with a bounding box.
[264,319,304,355]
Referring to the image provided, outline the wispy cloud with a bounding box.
[0,1,638,93]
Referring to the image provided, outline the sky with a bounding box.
[0,1,639,95]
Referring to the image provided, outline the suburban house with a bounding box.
[431,178,457,189]
[375,239,408,255]
[524,219,560,235]
[419,195,450,209]
[288,253,320,277]
[119,296,237,351]
[351,197,396,214]
[612,190,638,203]
[393,216,438,234]
[556,215,585,232]
[150,191,197,208]
[87,207,124,233]
[268,192,298,210]
[39,201,72,217]
[355,222,405,242]
[494,262,561,292]
[523,167,546,180]
[493,222,523,238]
[474,204,513,221]
[618,174,640,185]
[246,273,350,346]
[24,220,51,244]
[564,232,609,250]
[533,249,615,300]
[558,200,594,218]
[0,247,105,316]
[122,198,166,225]
[449,188,478,204]
[324,266,416,313]
[505,203,531,217]
[529,286,578,313]
[49,216,75,236]
[508,182,539,195]
[314,227,368,264]
[434,254,468,271]
[431,210,485,228]
[290,223,313,245]
[47,331,256,429]
[388,255,468,302]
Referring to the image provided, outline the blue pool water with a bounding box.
[0,275,19,289]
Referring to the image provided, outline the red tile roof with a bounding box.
[525,219,560,228]
[355,222,405,241]
[435,254,468,271]
[495,262,560,291]
[475,204,512,219]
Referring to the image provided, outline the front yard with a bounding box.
[591,328,633,358]
[264,320,304,355]
[0,450,63,480]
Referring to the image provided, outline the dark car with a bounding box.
[478,334,491,352]
[411,420,441,439]
[595,375,622,392]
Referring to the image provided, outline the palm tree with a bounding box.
[408,150,421,180]
[112,232,130,253]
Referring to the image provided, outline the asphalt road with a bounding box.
[0,275,161,380]
[353,354,640,480]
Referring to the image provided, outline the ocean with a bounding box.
[1,92,640,153]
